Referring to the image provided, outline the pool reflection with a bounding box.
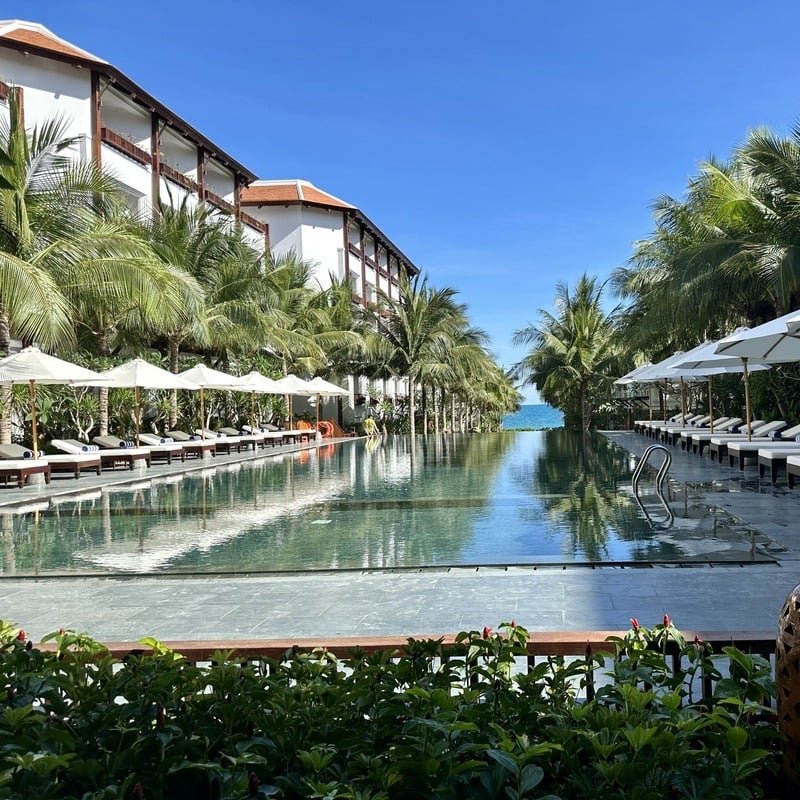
[0,432,775,576]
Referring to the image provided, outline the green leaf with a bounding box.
[487,749,519,776]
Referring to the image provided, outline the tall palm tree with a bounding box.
[366,273,472,440]
[514,275,621,431]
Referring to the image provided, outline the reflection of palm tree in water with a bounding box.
[526,431,646,561]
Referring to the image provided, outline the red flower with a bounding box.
[510,620,516,628]
[57,628,65,636]
[630,618,640,631]
[248,772,260,796]
[663,614,672,628]
[694,634,703,646]
[482,626,493,638]
[16,630,25,641]
[132,782,143,800]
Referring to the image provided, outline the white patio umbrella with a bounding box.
[623,351,700,422]
[0,347,108,458]
[715,310,800,363]
[89,359,198,446]
[672,340,770,437]
[179,364,245,440]
[237,371,284,431]
[274,374,316,425]
[306,376,349,429]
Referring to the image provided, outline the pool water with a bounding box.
[0,432,777,577]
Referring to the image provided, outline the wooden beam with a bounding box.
[11,86,24,131]
[90,71,102,166]
[196,146,206,201]
[360,223,367,306]
[233,175,242,220]
[342,211,350,276]
[150,112,161,212]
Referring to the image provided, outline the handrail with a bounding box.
[632,443,671,494]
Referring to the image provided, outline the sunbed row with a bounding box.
[0,425,316,489]
[635,412,800,486]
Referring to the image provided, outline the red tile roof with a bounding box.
[241,181,354,210]
[0,21,105,63]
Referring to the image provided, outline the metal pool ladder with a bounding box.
[631,444,674,528]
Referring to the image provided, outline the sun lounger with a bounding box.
[91,437,152,470]
[635,413,687,435]
[682,418,742,453]
[658,416,714,445]
[641,414,701,438]
[727,439,800,471]
[787,456,800,489]
[707,422,772,462]
[217,427,261,450]
[241,425,284,447]
[758,447,800,483]
[42,452,102,479]
[165,431,216,458]
[0,458,51,488]
[689,419,782,456]
[193,429,245,454]
[138,433,187,463]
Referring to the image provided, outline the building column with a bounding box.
[90,71,102,166]
[360,224,367,306]
[196,147,206,201]
[342,211,350,276]
[150,113,161,212]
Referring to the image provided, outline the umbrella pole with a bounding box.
[743,357,752,441]
[199,387,206,440]
[251,391,256,432]
[708,376,714,433]
[648,388,652,421]
[679,377,686,421]
[29,380,38,460]
[134,386,141,447]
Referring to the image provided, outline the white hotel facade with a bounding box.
[0,20,416,417]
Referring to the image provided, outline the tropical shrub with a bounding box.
[0,619,781,799]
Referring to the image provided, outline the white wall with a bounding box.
[0,48,90,141]
[298,206,346,290]
[248,205,303,260]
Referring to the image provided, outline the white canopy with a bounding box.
[306,376,350,396]
[179,363,244,390]
[89,358,197,390]
[715,312,800,363]
[237,371,284,394]
[0,347,108,458]
[671,340,770,375]
[274,374,316,395]
[614,363,653,385]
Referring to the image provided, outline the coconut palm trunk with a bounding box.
[169,336,180,429]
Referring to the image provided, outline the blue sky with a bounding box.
[13,2,800,401]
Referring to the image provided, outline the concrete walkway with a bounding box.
[1,431,798,642]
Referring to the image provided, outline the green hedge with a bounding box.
[0,619,782,799]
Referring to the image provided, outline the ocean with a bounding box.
[502,403,564,430]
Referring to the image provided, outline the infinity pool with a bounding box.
[0,432,776,576]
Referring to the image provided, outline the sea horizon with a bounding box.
[502,403,563,430]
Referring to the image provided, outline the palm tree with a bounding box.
[366,273,473,440]
[514,275,621,431]
[0,90,113,354]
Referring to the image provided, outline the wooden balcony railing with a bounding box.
[239,210,269,235]
[348,243,362,259]
[100,127,152,166]
[0,80,10,102]
[160,161,198,193]
[205,189,236,216]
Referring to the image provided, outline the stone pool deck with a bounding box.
[1,430,799,642]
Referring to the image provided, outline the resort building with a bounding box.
[0,19,267,250]
[0,20,420,416]
[240,180,418,406]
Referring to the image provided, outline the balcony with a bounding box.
[160,161,198,193]
[100,127,151,166]
[239,211,268,235]
[347,243,362,259]
[205,189,235,216]
[0,80,9,102]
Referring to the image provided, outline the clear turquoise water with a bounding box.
[503,404,563,429]
[0,432,773,577]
